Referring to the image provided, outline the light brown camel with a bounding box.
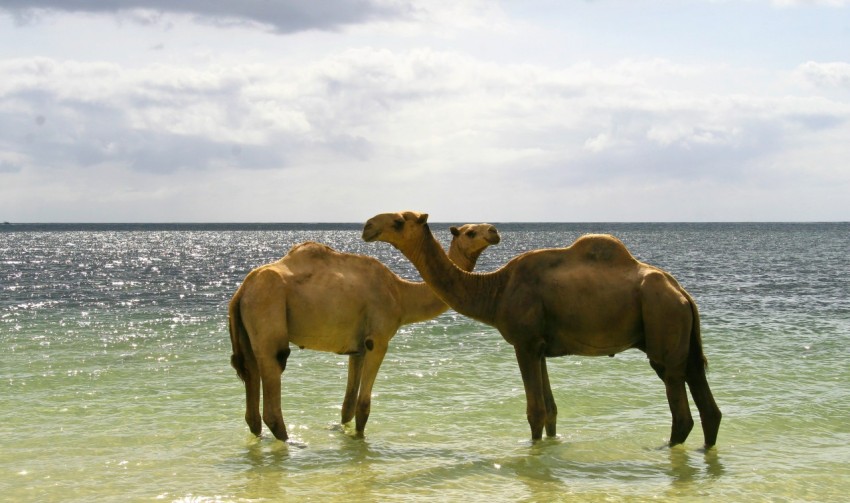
[228,223,500,441]
[362,211,721,448]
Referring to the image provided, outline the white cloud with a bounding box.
[3,47,849,222]
[797,61,850,88]
[1,1,848,221]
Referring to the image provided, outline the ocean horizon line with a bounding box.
[3,220,848,225]
[2,221,847,233]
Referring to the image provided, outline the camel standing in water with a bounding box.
[229,223,500,441]
[363,211,721,448]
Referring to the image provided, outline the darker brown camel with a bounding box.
[362,211,721,448]
[229,223,500,441]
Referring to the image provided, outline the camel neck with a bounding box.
[404,224,498,325]
[396,233,479,325]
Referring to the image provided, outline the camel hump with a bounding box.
[285,241,340,260]
[288,241,333,254]
[570,234,636,264]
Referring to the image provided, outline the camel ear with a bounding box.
[450,226,460,237]
[416,213,429,224]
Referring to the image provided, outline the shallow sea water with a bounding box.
[1,222,848,502]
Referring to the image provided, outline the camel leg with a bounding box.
[686,364,722,448]
[514,345,546,441]
[663,371,694,446]
[257,348,291,441]
[353,339,388,436]
[540,357,558,437]
[243,353,262,436]
[341,354,364,425]
[650,360,694,446]
[641,275,696,446]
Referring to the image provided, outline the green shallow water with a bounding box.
[1,223,848,502]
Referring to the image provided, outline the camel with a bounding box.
[362,211,721,448]
[228,223,500,441]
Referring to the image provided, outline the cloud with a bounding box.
[4,51,848,176]
[0,0,410,33]
[0,57,377,175]
[0,159,20,173]
[797,61,850,89]
[2,47,849,221]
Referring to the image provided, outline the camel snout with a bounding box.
[362,222,379,242]
[486,225,501,245]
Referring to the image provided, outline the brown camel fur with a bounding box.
[362,211,721,448]
[229,223,500,441]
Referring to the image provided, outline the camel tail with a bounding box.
[228,292,250,383]
[686,293,708,371]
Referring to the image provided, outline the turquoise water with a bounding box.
[1,223,848,502]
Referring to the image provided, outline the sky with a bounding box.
[1,0,849,222]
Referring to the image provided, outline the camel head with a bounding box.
[362,211,500,258]
[362,211,429,250]
[449,223,501,258]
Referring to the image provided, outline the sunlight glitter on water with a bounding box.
[1,224,849,502]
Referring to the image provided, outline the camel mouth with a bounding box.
[362,226,380,242]
[486,227,501,245]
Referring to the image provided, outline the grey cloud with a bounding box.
[0,102,283,174]
[3,52,848,202]
[0,0,408,33]
[125,131,282,173]
[570,137,763,186]
[788,113,845,131]
[0,74,373,176]
[496,102,841,192]
[0,160,20,173]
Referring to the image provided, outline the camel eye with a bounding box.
[393,219,404,230]
[466,230,477,238]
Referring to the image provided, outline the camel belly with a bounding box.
[539,275,643,357]
[544,332,640,357]
[289,329,363,354]
[287,312,365,354]
[284,292,368,354]
[543,307,643,357]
